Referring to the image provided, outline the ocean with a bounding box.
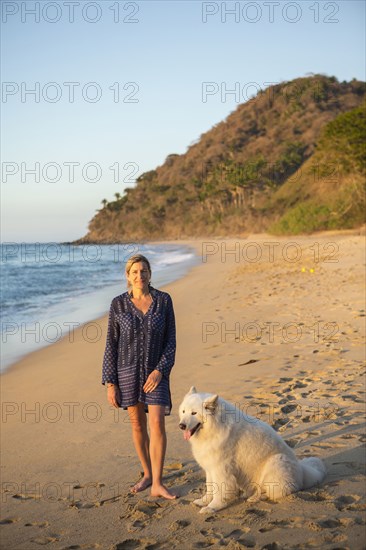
[0,242,199,372]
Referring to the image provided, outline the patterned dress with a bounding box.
[101,286,176,415]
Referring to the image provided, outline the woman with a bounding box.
[102,254,176,500]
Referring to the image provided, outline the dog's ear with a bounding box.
[204,394,218,412]
[188,386,197,395]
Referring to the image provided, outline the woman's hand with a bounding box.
[107,385,121,408]
[143,369,162,393]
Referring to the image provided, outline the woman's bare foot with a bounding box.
[130,475,152,494]
[150,483,177,500]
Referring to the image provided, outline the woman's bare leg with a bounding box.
[128,403,152,492]
[148,405,176,499]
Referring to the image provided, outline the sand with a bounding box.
[1,231,365,550]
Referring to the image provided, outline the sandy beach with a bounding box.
[1,231,365,550]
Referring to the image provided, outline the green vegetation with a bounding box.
[316,105,366,173]
[269,105,366,234]
[270,177,365,235]
[270,202,334,234]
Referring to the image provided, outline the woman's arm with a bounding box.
[155,294,176,378]
[101,300,120,385]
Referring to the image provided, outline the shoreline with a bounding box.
[1,231,365,550]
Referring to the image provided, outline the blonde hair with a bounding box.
[125,254,152,288]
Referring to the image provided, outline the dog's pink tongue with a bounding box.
[183,430,191,441]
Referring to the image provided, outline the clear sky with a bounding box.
[1,0,365,242]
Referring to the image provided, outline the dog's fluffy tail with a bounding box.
[300,457,326,489]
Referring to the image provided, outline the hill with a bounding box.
[75,75,365,242]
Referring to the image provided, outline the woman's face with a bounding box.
[126,261,150,291]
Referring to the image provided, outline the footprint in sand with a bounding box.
[286,394,299,401]
[123,499,165,531]
[129,518,148,531]
[30,536,60,545]
[195,529,255,548]
[323,532,348,544]
[72,482,105,490]
[0,517,20,525]
[280,404,299,414]
[192,541,218,548]
[69,500,96,509]
[243,507,269,525]
[296,490,333,502]
[258,525,277,533]
[301,392,312,398]
[198,528,223,545]
[169,519,190,530]
[334,494,362,510]
[227,535,256,548]
[114,539,156,550]
[224,528,251,539]
[164,462,184,471]
[268,519,295,529]
[63,545,101,549]
[292,381,309,389]
[97,495,123,506]
[12,493,41,501]
[62,543,100,550]
[317,517,353,528]
[163,461,194,488]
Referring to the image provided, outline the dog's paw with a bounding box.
[193,497,207,507]
[199,505,216,514]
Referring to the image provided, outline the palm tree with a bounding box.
[114,192,121,201]
[101,199,108,207]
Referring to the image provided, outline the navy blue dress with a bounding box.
[101,287,176,415]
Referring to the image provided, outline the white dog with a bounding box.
[179,387,326,513]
